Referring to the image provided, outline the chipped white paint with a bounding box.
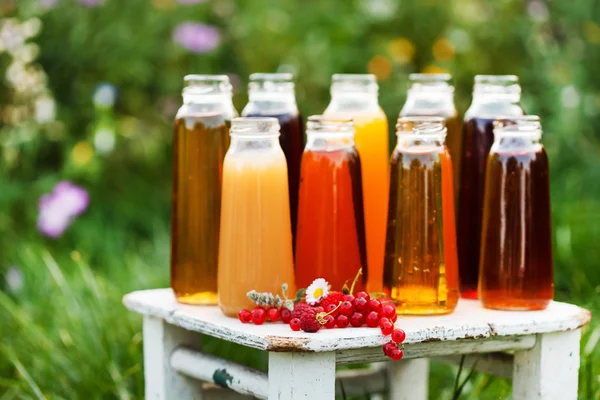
[171,347,268,399]
[434,352,514,379]
[389,359,429,400]
[124,289,591,353]
[513,330,582,400]
[124,289,591,400]
[268,352,336,400]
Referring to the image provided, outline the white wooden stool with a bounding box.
[123,289,591,400]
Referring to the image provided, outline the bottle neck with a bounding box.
[306,132,355,151]
[327,91,380,113]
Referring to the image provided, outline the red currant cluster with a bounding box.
[238,306,293,325]
[381,322,406,361]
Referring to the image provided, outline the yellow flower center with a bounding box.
[314,288,323,299]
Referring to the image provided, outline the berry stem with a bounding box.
[316,301,342,324]
[349,268,363,295]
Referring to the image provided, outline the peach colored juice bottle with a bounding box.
[324,74,389,293]
[218,118,295,317]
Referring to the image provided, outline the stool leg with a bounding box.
[143,316,204,400]
[267,352,336,399]
[388,358,429,400]
[513,329,581,400]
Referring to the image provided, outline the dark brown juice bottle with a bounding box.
[242,73,303,250]
[384,117,459,315]
[399,73,461,208]
[170,75,237,305]
[479,116,553,310]
[295,117,367,291]
[458,75,524,299]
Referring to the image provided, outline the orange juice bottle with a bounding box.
[218,117,295,317]
[384,117,459,315]
[324,74,389,293]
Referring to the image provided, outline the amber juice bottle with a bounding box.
[384,117,459,315]
[479,116,553,310]
[171,75,237,305]
[399,73,461,207]
[242,73,303,248]
[458,75,524,299]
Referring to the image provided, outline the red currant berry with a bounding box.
[382,305,396,320]
[355,291,370,302]
[379,317,391,328]
[324,315,336,329]
[354,297,369,314]
[339,301,354,317]
[280,308,292,324]
[392,329,406,343]
[383,342,397,356]
[390,312,398,323]
[336,314,349,328]
[289,318,301,331]
[369,299,383,314]
[390,348,404,361]
[366,311,380,328]
[343,294,355,303]
[350,312,365,327]
[326,303,340,317]
[380,320,394,336]
[251,308,267,325]
[267,307,280,322]
[238,309,252,323]
[314,306,324,314]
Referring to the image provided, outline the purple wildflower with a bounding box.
[172,22,221,53]
[78,0,103,7]
[40,0,59,9]
[37,181,89,238]
[177,0,208,4]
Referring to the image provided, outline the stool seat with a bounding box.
[124,289,591,400]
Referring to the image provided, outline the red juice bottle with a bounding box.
[458,75,524,299]
[479,116,553,310]
[295,116,367,291]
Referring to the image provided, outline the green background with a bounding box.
[1,0,599,398]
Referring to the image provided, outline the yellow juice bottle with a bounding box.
[218,117,295,317]
[324,74,389,292]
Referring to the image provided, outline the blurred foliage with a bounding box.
[1,0,600,398]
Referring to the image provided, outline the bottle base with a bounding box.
[174,290,218,305]
[481,299,551,311]
[460,288,479,299]
[396,306,457,316]
[393,285,459,316]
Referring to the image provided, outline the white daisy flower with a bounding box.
[305,278,330,305]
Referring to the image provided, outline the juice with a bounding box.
[295,117,367,291]
[479,117,553,310]
[352,114,390,293]
[218,118,295,316]
[384,118,459,315]
[457,75,523,298]
[399,73,461,207]
[242,73,303,248]
[244,112,303,245]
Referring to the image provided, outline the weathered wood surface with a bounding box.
[124,289,590,353]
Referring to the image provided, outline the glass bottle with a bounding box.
[242,73,303,248]
[384,117,459,315]
[399,73,461,207]
[218,117,295,317]
[295,116,367,292]
[324,74,389,293]
[479,116,553,310]
[171,75,237,305]
[458,75,524,299]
